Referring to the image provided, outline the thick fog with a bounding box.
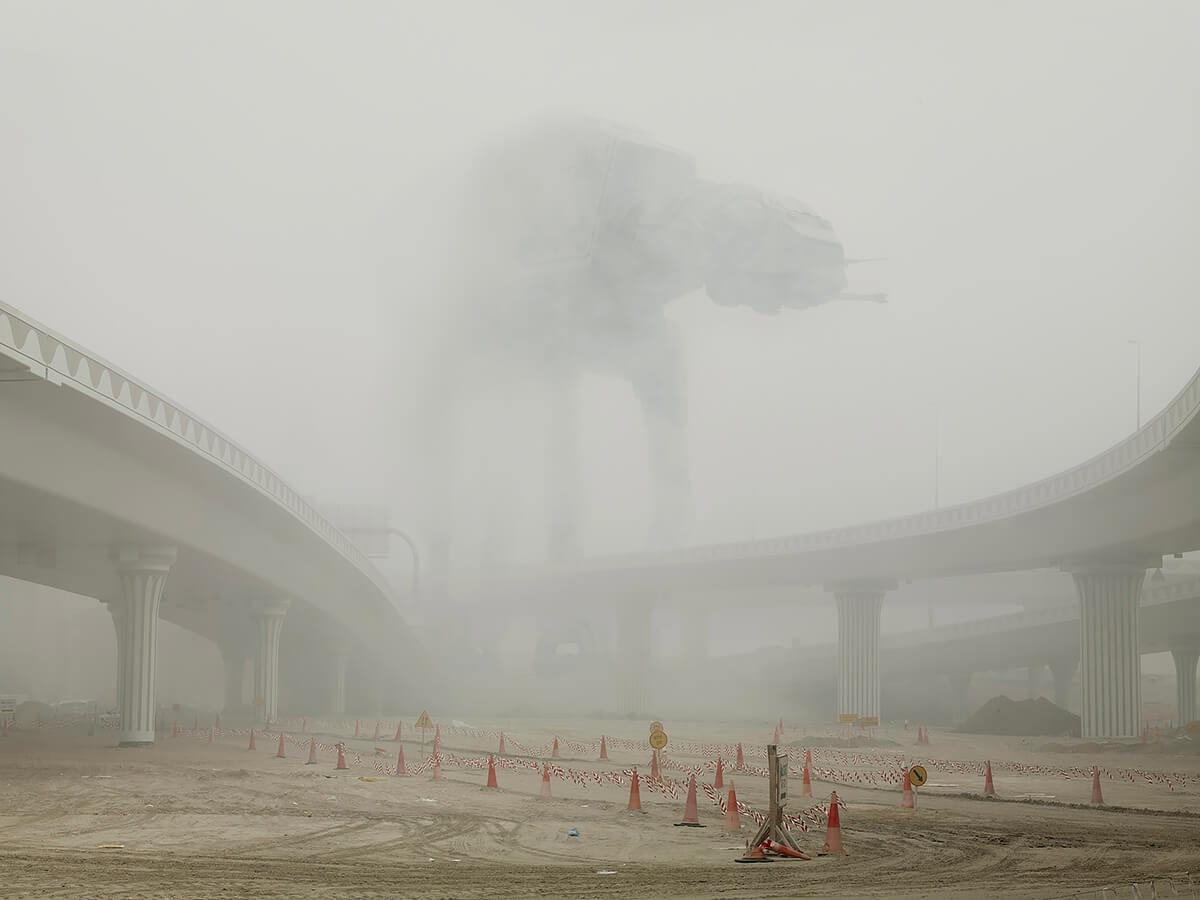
[2,2,1199,716]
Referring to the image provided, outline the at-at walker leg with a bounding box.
[632,322,694,550]
[545,367,582,562]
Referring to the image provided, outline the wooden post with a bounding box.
[748,745,805,853]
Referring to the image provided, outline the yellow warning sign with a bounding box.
[649,730,668,750]
[839,714,858,724]
[650,721,664,734]
[414,710,433,729]
[909,765,928,787]
[860,716,879,727]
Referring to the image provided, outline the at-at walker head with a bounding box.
[696,183,853,315]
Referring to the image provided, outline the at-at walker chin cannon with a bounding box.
[435,116,885,564]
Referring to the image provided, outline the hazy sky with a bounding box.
[3,0,1199,563]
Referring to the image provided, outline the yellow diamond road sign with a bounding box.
[414,710,433,729]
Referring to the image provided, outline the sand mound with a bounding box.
[957,696,1080,737]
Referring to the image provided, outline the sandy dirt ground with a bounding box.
[2,718,1198,899]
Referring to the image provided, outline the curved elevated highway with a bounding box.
[477,362,1200,737]
[0,300,411,744]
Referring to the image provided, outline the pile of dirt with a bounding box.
[956,695,1080,737]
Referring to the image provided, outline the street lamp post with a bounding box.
[342,526,420,602]
[1128,340,1141,429]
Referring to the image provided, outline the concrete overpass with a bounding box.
[0,300,414,744]
[468,360,1200,738]
[774,572,1200,725]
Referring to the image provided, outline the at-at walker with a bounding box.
[424,116,883,571]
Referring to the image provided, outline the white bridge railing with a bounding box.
[0,300,390,600]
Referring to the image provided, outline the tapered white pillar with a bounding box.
[253,598,290,724]
[1071,561,1154,739]
[1049,656,1077,711]
[831,582,891,724]
[111,545,175,746]
[1171,648,1198,727]
[222,646,249,714]
[1027,663,1046,700]
[615,594,654,716]
[331,646,348,716]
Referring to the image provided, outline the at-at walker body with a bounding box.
[426,116,882,570]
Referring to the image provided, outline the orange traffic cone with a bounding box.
[1091,766,1104,804]
[768,840,812,860]
[714,757,724,790]
[627,767,642,811]
[432,753,444,780]
[552,737,560,758]
[248,728,256,750]
[396,745,407,775]
[822,792,845,853]
[485,754,499,789]
[276,732,286,758]
[802,763,813,797]
[306,737,318,765]
[805,748,812,768]
[902,769,915,808]
[499,732,505,755]
[540,763,552,799]
[335,742,349,770]
[650,750,660,780]
[599,735,608,760]
[736,743,744,769]
[674,774,704,827]
[394,721,403,742]
[724,781,740,831]
[983,760,995,796]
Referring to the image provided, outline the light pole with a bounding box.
[1128,340,1141,429]
[933,405,940,509]
[342,526,420,602]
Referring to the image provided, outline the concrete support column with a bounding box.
[253,598,290,724]
[1171,648,1199,727]
[111,545,176,747]
[330,646,348,716]
[615,595,654,717]
[1049,657,1077,711]
[949,671,972,722]
[1070,560,1155,739]
[831,582,892,723]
